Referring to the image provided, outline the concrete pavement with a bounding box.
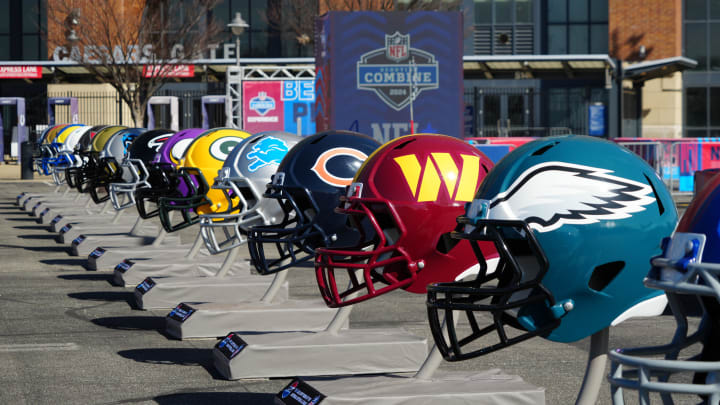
[0,181,701,404]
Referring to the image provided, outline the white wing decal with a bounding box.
[488,162,657,232]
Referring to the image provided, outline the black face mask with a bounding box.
[156,167,210,233]
[426,218,558,362]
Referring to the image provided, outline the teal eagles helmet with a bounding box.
[426,135,678,361]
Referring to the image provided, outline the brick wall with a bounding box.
[609,0,682,61]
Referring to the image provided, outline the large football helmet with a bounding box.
[109,129,175,210]
[199,131,302,254]
[426,135,678,361]
[315,134,498,307]
[134,128,206,219]
[156,128,251,232]
[68,126,127,193]
[608,170,720,404]
[247,130,381,274]
[88,127,146,203]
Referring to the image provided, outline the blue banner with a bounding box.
[315,11,463,142]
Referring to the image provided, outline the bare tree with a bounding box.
[48,0,224,127]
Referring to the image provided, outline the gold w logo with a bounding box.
[394,153,480,202]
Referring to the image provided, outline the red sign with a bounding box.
[0,66,42,79]
[243,81,284,133]
[142,64,194,78]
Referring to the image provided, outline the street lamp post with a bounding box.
[227,12,249,66]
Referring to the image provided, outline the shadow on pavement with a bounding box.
[118,348,225,379]
[45,259,89,267]
[17,234,58,240]
[154,392,275,405]
[68,291,134,303]
[0,243,70,253]
[57,272,112,281]
[92,316,165,331]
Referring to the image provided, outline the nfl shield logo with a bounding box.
[385,32,409,62]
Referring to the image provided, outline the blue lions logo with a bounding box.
[246,136,289,172]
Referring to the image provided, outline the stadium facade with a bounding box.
[0,0,704,138]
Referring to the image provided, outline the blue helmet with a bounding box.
[426,135,678,360]
[609,170,720,404]
[88,127,147,204]
[246,130,381,274]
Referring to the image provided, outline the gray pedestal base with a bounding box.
[49,212,118,232]
[57,220,157,244]
[213,329,428,380]
[70,234,181,256]
[134,274,287,310]
[165,299,343,339]
[87,244,215,271]
[113,258,251,287]
[301,370,545,405]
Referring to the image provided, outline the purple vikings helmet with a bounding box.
[135,128,206,219]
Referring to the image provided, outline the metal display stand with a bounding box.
[212,289,428,380]
[86,230,213,271]
[290,314,545,404]
[133,246,288,310]
[293,324,611,404]
[165,268,341,339]
[68,218,181,256]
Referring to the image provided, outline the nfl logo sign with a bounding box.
[385,32,409,62]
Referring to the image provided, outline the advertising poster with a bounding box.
[243,80,316,135]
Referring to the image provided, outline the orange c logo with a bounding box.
[311,147,368,187]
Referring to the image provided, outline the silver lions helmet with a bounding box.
[200,131,301,254]
[608,172,720,404]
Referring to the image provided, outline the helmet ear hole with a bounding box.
[588,261,625,292]
[436,232,460,254]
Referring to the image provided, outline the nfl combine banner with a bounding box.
[315,11,463,141]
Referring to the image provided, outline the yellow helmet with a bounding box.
[157,128,251,232]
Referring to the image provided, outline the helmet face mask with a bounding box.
[247,131,381,275]
[134,162,179,219]
[155,128,250,232]
[608,169,720,403]
[247,173,322,273]
[157,167,210,232]
[315,134,497,308]
[199,132,300,254]
[425,135,678,362]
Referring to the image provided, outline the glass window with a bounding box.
[688,129,708,137]
[495,0,512,23]
[569,0,588,22]
[712,23,720,70]
[213,1,230,26]
[711,88,720,126]
[0,35,9,59]
[569,25,588,54]
[686,23,708,71]
[548,88,568,128]
[0,0,9,34]
[712,0,720,19]
[590,0,608,22]
[516,0,533,23]
[686,0,707,20]
[686,88,707,127]
[474,0,492,24]
[548,25,567,54]
[23,35,39,60]
[250,0,269,31]
[590,24,608,53]
[548,0,567,23]
[23,0,39,33]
